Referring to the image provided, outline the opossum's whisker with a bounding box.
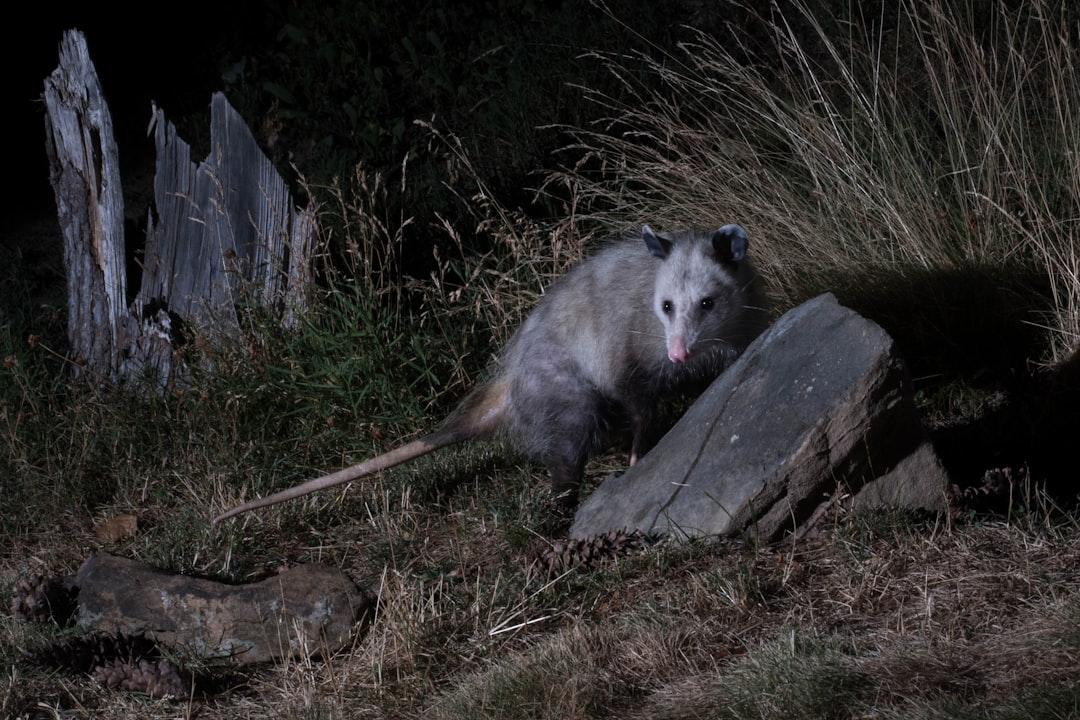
[699,334,738,346]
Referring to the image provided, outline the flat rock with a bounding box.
[75,554,370,665]
[570,293,948,541]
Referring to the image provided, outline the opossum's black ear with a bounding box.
[643,224,672,259]
[712,224,748,264]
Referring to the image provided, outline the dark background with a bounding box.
[6,0,716,311]
[7,2,272,226]
[5,2,270,233]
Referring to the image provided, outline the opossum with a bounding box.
[212,224,767,524]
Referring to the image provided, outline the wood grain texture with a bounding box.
[44,31,316,390]
[44,30,132,381]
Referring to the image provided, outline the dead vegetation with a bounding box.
[5,0,1080,717]
[7,468,1080,719]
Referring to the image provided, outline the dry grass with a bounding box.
[550,0,1080,367]
[420,509,1080,719]
[8,500,1080,716]
[6,1,1080,717]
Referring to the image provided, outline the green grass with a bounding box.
[6,1,1080,717]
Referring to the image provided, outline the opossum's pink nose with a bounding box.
[668,337,689,364]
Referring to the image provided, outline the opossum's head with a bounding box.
[643,223,750,365]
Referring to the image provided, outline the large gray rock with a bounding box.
[75,554,370,665]
[570,293,948,541]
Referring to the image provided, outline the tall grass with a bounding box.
[10,4,1080,716]
[552,0,1080,365]
[0,141,574,562]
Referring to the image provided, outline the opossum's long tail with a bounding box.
[212,381,509,524]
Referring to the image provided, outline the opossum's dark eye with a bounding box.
[700,297,714,310]
[662,300,673,315]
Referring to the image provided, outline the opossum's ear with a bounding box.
[712,224,748,264]
[643,224,672,259]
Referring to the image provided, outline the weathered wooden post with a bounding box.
[43,30,132,381]
[43,30,317,390]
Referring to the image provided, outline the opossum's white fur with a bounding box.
[213,225,767,523]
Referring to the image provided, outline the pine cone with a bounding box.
[10,574,76,625]
[31,633,159,674]
[92,658,186,699]
[949,465,1028,512]
[536,529,653,575]
[30,632,205,701]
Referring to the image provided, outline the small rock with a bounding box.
[75,554,370,665]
